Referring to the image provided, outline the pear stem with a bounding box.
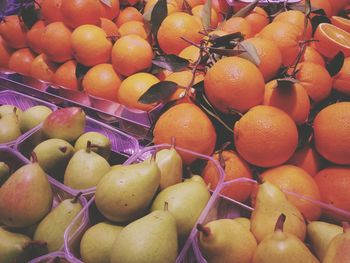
[275,213,286,232]
[71,192,83,204]
[170,136,176,149]
[164,201,169,211]
[31,151,38,163]
[197,224,211,236]
[342,222,350,233]
[86,140,92,153]
[59,146,67,153]
[150,150,157,162]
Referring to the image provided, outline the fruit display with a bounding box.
[0,0,350,262]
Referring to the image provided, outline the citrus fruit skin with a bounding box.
[314,166,350,221]
[274,10,312,38]
[260,164,322,221]
[234,105,298,168]
[333,57,350,95]
[53,60,80,90]
[245,6,269,35]
[26,20,45,54]
[314,23,350,59]
[300,46,325,67]
[313,102,350,165]
[204,56,265,114]
[0,36,13,68]
[0,15,27,49]
[8,48,36,76]
[41,0,64,24]
[331,16,350,33]
[221,17,252,38]
[99,0,120,21]
[115,7,143,27]
[153,103,217,165]
[202,150,253,202]
[30,53,58,83]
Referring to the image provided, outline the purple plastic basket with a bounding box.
[187,178,350,262]
[15,115,140,195]
[28,252,72,263]
[63,144,225,263]
[0,90,58,147]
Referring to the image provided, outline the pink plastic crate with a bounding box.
[0,90,58,148]
[63,144,225,263]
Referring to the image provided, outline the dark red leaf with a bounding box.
[138,81,178,104]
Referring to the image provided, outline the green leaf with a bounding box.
[311,15,331,35]
[232,0,259,18]
[326,51,345,77]
[275,77,298,89]
[75,63,91,81]
[237,42,260,66]
[297,123,313,150]
[208,46,246,56]
[100,0,112,7]
[138,81,178,104]
[152,54,190,72]
[151,0,168,40]
[210,32,244,48]
[19,3,40,29]
[201,0,212,30]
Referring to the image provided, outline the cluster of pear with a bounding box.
[197,182,350,263]
[78,147,211,263]
[0,157,84,262]
[0,103,53,144]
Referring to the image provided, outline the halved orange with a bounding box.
[331,16,350,33]
[314,23,350,58]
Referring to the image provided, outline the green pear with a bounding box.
[74,131,112,159]
[110,209,178,263]
[154,147,183,190]
[0,162,10,186]
[233,217,251,230]
[184,174,207,186]
[307,221,343,261]
[41,107,86,143]
[20,105,53,133]
[0,113,21,143]
[0,162,53,227]
[95,160,160,223]
[151,180,210,239]
[34,194,83,252]
[252,214,319,263]
[0,227,47,263]
[64,142,111,189]
[0,105,23,120]
[32,138,75,181]
[250,182,306,243]
[80,222,124,263]
[198,219,257,263]
[323,222,350,263]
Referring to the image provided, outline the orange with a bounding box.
[257,21,303,67]
[234,105,298,167]
[245,6,269,35]
[26,20,45,54]
[293,62,332,103]
[118,72,159,111]
[191,5,219,29]
[100,18,119,38]
[118,21,151,40]
[30,53,58,82]
[260,164,322,221]
[8,48,36,75]
[328,0,348,15]
[41,22,73,63]
[300,46,325,67]
[157,12,202,55]
[0,15,27,49]
[153,103,217,164]
[111,34,153,77]
[115,7,143,27]
[178,45,200,63]
[71,24,112,67]
[242,37,282,81]
[314,166,350,221]
[333,57,350,95]
[0,36,13,68]
[221,17,252,38]
[204,56,265,113]
[202,150,253,202]
[264,80,310,124]
[331,16,350,33]
[61,0,101,29]
[175,0,203,9]
[41,0,64,23]
[53,60,81,90]
[274,10,312,38]
[164,70,204,101]
[144,0,179,16]
[313,102,350,165]
[287,145,323,176]
[82,64,122,102]
[314,23,350,58]
[99,0,120,20]
[301,0,333,17]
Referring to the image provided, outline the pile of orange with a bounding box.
[1,0,350,221]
